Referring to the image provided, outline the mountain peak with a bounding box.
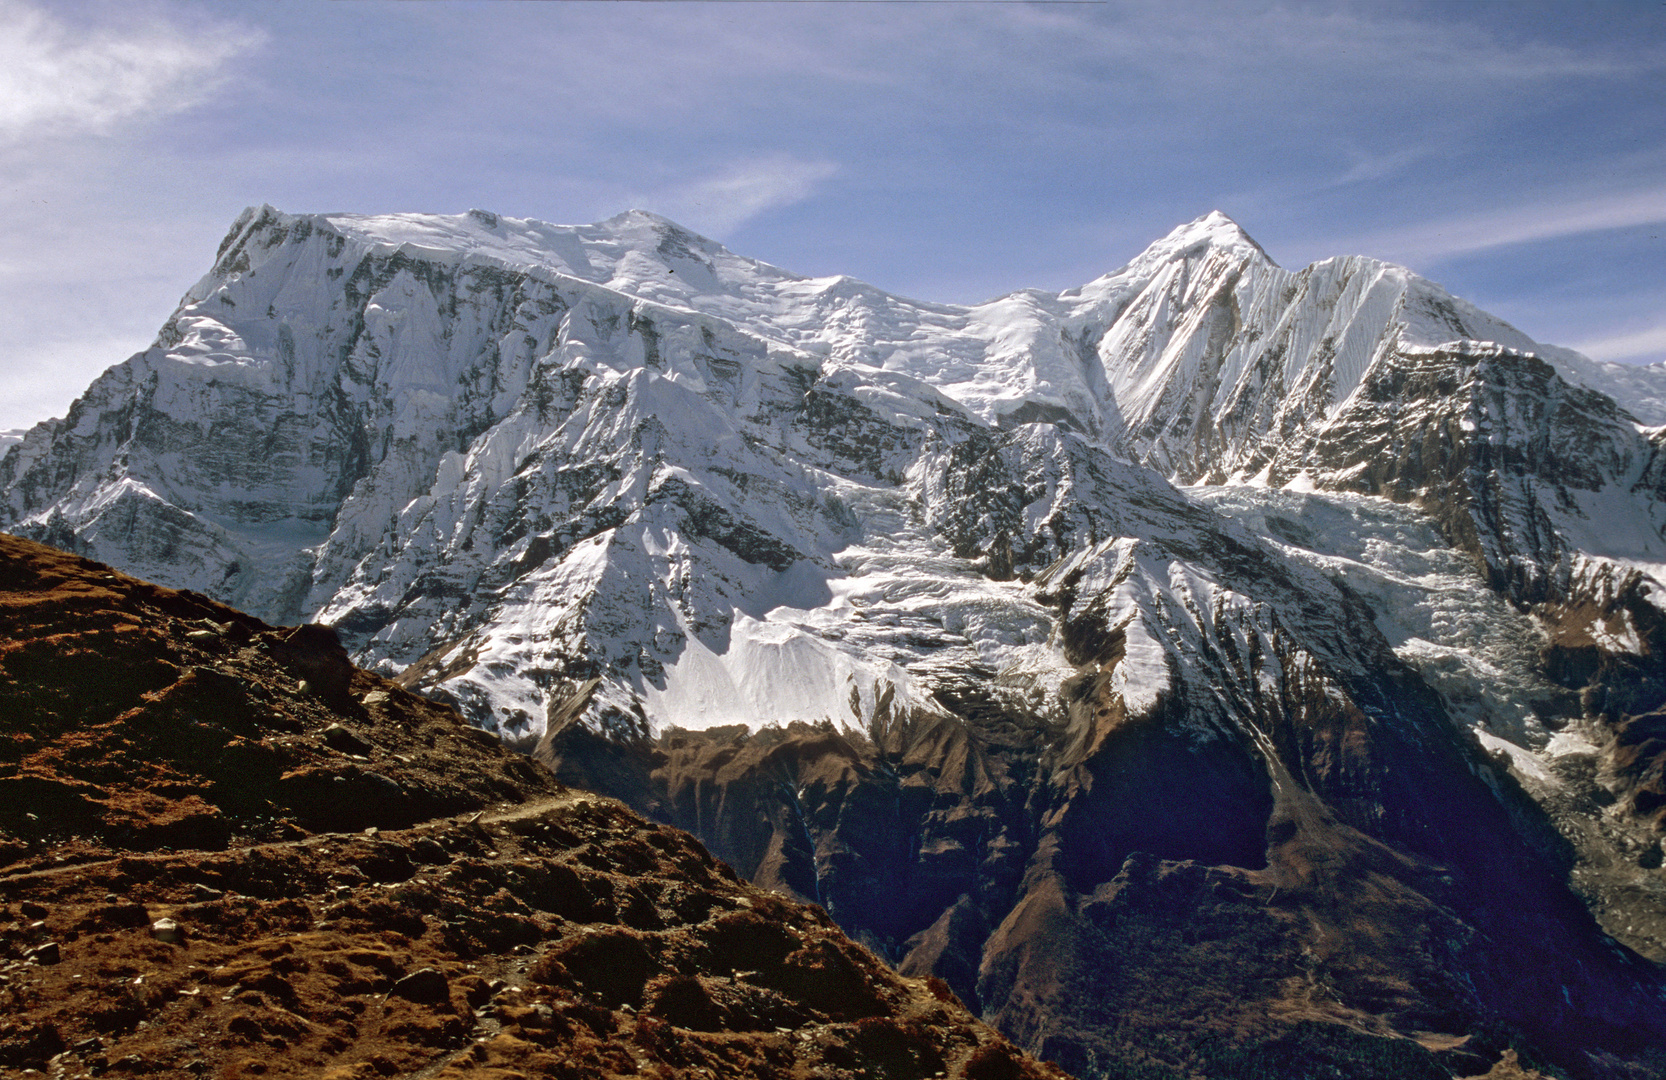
[605,208,682,228]
[1140,210,1273,267]
[599,208,717,244]
[590,208,748,269]
[1060,211,1276,310]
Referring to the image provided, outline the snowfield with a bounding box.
[3,205,1662,773]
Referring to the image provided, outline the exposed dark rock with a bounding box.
[388,967,450,1005]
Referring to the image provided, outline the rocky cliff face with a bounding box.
[4,206,1665,1077]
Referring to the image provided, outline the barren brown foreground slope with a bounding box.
[0,534,1067,1080]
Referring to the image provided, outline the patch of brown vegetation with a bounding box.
[2,797,1061,1079]
[0,534,558,863]
[0,535,1067,1080]
[1461,1048,1550,1080]
[1609,708,1666,832]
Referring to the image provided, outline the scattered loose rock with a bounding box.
[321,723,371,757]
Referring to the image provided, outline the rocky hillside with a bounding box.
[0,534,1065,1080]
[540,708,1663,1080]
[3,206,1665,1078]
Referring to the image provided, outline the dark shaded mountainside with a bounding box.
[0,534,1066,1080]
[539,655,1666,1080]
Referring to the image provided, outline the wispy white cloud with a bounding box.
[1324,146,1439,190]
[0,0,262,144]
[1327,188,1666,266]
[1571,323,1666,365]
[975,3,1666,125]
[642,157,839,237]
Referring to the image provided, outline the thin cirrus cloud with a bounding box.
[1571,324,1666,366]
[0,0,262,145]
[640,158,840,238]
[0,1,266,433]
[1340,188,1666,267]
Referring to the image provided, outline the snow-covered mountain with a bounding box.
[5,205,1666,1075]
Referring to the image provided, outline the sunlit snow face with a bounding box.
[9,205,1664,765]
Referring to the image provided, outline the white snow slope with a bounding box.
[2,205,1662,782]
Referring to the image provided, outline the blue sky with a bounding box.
[1,0,1662,432]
